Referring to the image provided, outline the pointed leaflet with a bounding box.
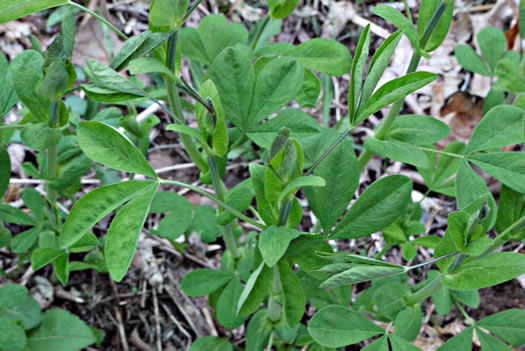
[321,265,406,288]
[417,0,454,52]
[332,175,412,239]
[456,159,497,230]
[436,327,473,351]
[305,137,359,233]
[364,137,430,169]
[0,52,18,116]
[477,329,514,351]
[354,72,437,125]
[349,25,370,121]
[181,269,234,297]
[189,337,233,351]
[278,261,305,327]
[59,180,156,248]
[496,185,525,237]
[0,145,10,198]
[85,58,145,97]
[387,114,451,145]
[419,142,465,197]
[258,226,301,267]
[237,262,272,317]
[216,277,247,328]
[465,105,524,154]
[297,69,321,108]
[468,152,525,193]
[372,5,420,53]
[359,31,402,115]
[248,57,303,129]
[478,27,506,73]
[282,38,351,76]
[278,175,325,202]
[110,31,171,71]
[477,309,525,346]
[106,182,158,282]
[246,309,273,351]
[197,80,228,156]
[31,248,66,270]
[26,309,96,351]
[495,59,525,93]
[0,0,69,24]
[209,46,254,130]
[308,305,384,348]
[9,50,50,122]
[394,306,422,342]
[442,252,525,290]
[129,57,176,80]
[78,121,157,178]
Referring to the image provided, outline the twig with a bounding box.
[160,303,192,342]
[152,289,162,351]
[110,279,129,351]
[130,328,156,351]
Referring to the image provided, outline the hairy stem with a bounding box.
[406,273,442,305]
[68,1,128,40]
[268,265,282,322]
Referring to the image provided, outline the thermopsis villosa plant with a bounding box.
[1,0,525,350]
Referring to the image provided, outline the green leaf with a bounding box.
[466,105,524,154]
[282,38,351,76]
[420,142,465,197]
[11,227,39,254]
[189,336,233,351]
[436,327,473,351]
[70,232,98,253]
[477,309,525,346]
[321,265,406,288]
[259,226,301,267]
[278,176,325,202]
[10,50,50,122]
[85,58,145,97]
[0,317,26,351]
[81,84,142,103]
[278,261,305,327]
[417,0,454,52]
[31,248,65,270]
[180,15,249,64]
[60,180,155,248]
[0,204,36,226]
[197,80,228,156]
[387,114,451,145]
[216,179,255,226]
[192,205,222,242]
[106,182,158,282]
[78,121,157,178]
[456,159,497,230]
[148,0,178,32]
[454,45,489,76]
[332,175,412,239]
[181,269,234,297]
[362,335,389,351]
[364,137,430,169]
[374,282,410,320]
[150,191,191,213]
[317,251,403,268]
[0,146,10,198]
[0,53,18,116]
[477,328,514,351]
[373,5,420,52]
[110,31,170,71]
[246,309,273,351]
[297,69,321,108]
[0,0,69,24]
[495,59,525,93]
[442,252,525,290]
[267,0,299,19]
[248,57,303,129]
[165,124,210,151]
[129,57,176,80]
[27,309,96,351]
[21,123,61,151]
[0,284,42,330]
[468,152,525,193]
[237,263,272,317]
[496,185,525,237]
[349,25,371,120]
[216,277,247,328]
[305,137,358,233]
[247,108,321,149]
[359,31,402,113]
[388,334,422,351]
[394,306,422,342]
[209,46,254,130]
[355,72,437,125]
[308,305,384,348]
[478,27,507,72]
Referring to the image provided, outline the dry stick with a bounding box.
[152,289,162,351]
[160,303,192,343]
[130,328,156,351]
[110,279,130,351]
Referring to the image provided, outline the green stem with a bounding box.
[163,31,208,172]
[251,15,271,50]
[68,1,128,40]
[306,128,351,176]
[265,331,275,351]
[472,215,525,260]
[408,251,459,270]
[268,265,282,323]
[47,102,60,225]
[0,124,27,130]
[418,147,464,159]
[159,179,266,230]
[456,302,475,325]
[406,273,442,305]
[277,198,293,227]
[208,157,240,259]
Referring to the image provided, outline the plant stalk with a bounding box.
[47,102,60,225]
[268,264,282,322]
[164,32,208,172]
[208,157,241,258]
[406,273,442,305]
[68,1,128,40]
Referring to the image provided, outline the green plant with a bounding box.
[1,0,525,350]
[0,284,103,350]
